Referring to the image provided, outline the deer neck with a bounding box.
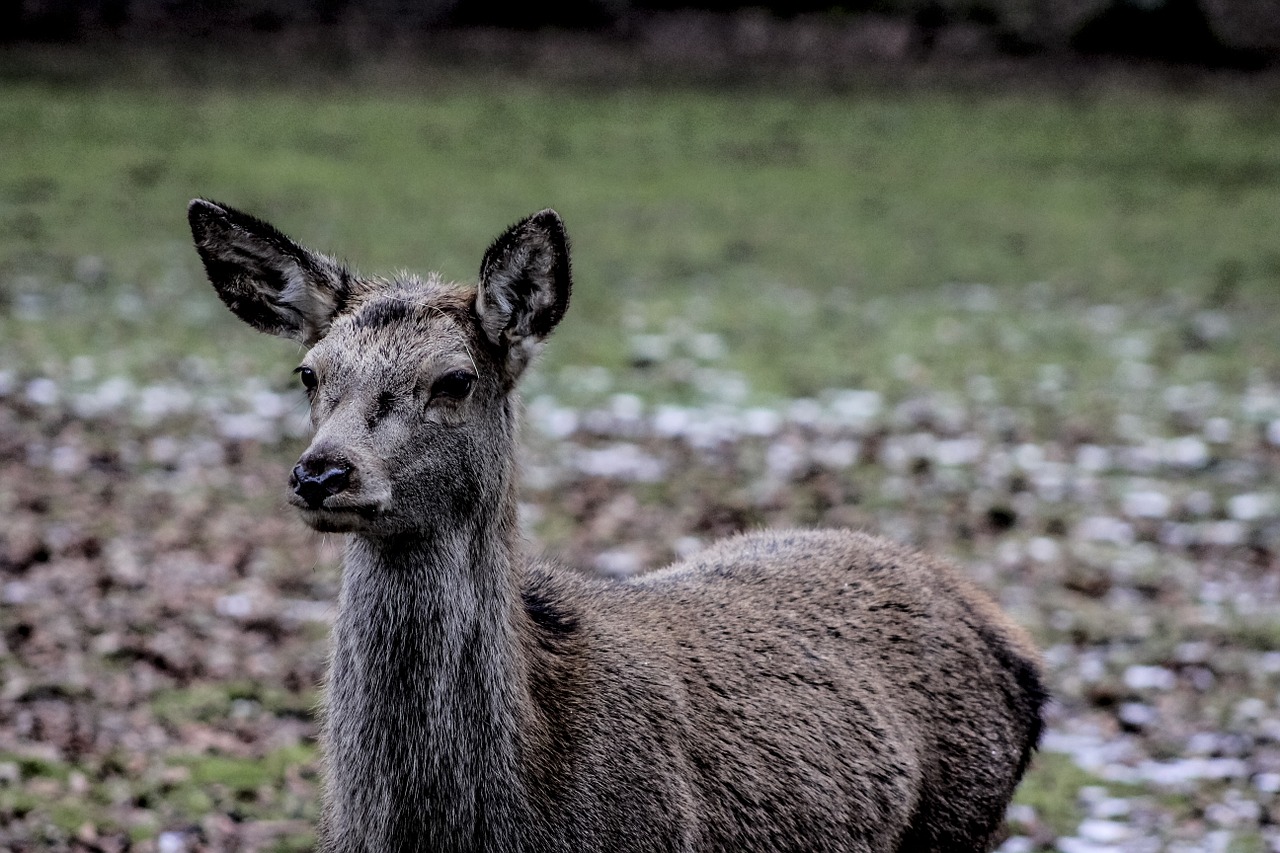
[323,497,532,852]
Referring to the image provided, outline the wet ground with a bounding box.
[2,298,1279,850]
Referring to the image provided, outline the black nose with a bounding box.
[290,457,352,509]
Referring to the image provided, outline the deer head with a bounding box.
[188,199,572,537]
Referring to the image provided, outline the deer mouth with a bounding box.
[292,499,386,532]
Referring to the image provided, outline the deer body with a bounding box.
[188,200,1045,853]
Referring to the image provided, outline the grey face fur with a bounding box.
[189,199,1046,853]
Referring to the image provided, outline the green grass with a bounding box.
[1012,751,1141,838]
[0,744,319,846]
[173,744,316,792]
[3,51,1280,402]
[152,682,318,728]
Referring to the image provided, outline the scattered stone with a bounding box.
[1227,493,1273,522]
[1124,665,1177,692]
[1123,490,1172,519]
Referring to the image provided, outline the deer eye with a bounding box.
[295,366,318,392]
[430,370,475,402]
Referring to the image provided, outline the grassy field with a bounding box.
[4,47,1280,851]
[3,50,1280,400]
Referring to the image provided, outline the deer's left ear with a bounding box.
[475,209,572,376]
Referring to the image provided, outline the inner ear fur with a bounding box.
[188,199,351,346]
[475,209,572,359]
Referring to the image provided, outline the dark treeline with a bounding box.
[4,0,1278,67]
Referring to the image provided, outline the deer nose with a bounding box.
[290,456,352,509]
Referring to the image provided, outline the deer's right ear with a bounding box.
[475,209,572,377]
[188,199,351,346]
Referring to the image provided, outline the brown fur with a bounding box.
[187,199,1046,853]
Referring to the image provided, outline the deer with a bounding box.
[187,198,1046,853]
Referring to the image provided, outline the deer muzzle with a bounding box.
[291,455,353,509]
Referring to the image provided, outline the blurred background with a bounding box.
[3,2,1280,850]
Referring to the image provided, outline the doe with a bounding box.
[187,199,1045,853]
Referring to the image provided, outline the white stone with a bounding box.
[1191,310,1233,343]
[610,393,644,422]
[652,406,691,438]
[1228,493,1273,522]
[1117,360,1156,390]
[1014,443,1045,472]
[2,582,30,605]
[740,407,781,437]
[1075,516,1135,545]
[560,365,611,395]
[996,540,1023,568]
[157,832,189,853]
[1117,703,1157,729]
[1123,664,1176,691]
[879,439,911,474]
[629,333,671,364]
[1201,521,1246,547]
[1113,335,1152,360]
[1205,417,1234,444]
[594,548,642,578]
[765,440,806,480]
[1164,436,1209,469]
[1056,837,1121,853]
[70,355,96,381]
[249,388,287,419]
[542,407,579,440]
[686,411,741,450]
[48,444,85,475]
[96,376,134,410]
[788,398,823,427]
[24,377,59,407]
[1135,756,1248,786]
[827,389,883,428]
[689,332,726,361]
[1077,818,1133,843]
[1118,443,1161,473]
[1184,491,1215,517]
[692,369,748,404]
[1027,537,1060,563]
[1254,772,1280,793]
[1076,444,1112,473]
[137,383,195,426]
[1122,490,1171,519]
[891,353,921,381]
[936,437,983,467]
[1006,803,1037,826]
[812,440,858,470]
[1089,797,1132,820]
[14,290,46,321]
[1174,641,1211,664]
[1087,304,1123,334]
[1079,655,1107,683]
[1239,696,1269,722]
[1034,465,1069,502]
[575,444,664,482]
[216,412,277,443]
[672,537,703,560]
[967,374,997,403]
[215,593,253,619]
[963,284,998,313]
[1158,522,1193,549]
[114,291,144,320]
